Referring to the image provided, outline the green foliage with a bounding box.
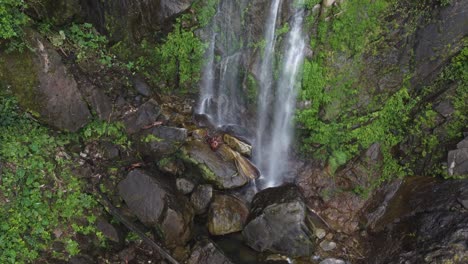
[193,0,219,27]
[303,0,322,9]
[156,21,206,91]
[0,94,99,263]
[0,0,28,40]
[317,0,388,56]
[66,23,113,66]
[81,120,130,148]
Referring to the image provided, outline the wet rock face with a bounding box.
[118,169,193,247]
[187,239,233,264]
[367,178,468,264]
[79,0,195,42]
[207,195,249,236]
[0,34,91,132]
[180,140,250,189]
[242,185,315,257]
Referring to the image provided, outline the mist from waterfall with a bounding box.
[256,0,306,188]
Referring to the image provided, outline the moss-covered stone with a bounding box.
[0,49,42,116]
[178,140,249,189]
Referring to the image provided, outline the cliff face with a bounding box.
[0,0,466,263]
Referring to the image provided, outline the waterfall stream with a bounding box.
[197,0,307,189]
[262,3,306,187]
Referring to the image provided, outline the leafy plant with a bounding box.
[156,21,206,91]
[81,120,130,148]
[0,94,100,263]
[0,0,28,40]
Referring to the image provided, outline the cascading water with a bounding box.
[254,0,282,168]
[264,4,306,187]
[255,1,306,188]
[196,0,247,127]
[197,0,307,189]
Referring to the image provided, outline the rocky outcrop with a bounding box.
[118,169,193,247]
[179,140,251,189]
[366,178,468,263]
[187,239,233,264]
[79,0,196,43]
[0,33,91,132]
[242,185,316,257]
[207,194,249,236]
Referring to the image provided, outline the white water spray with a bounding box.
[256,1,306,188]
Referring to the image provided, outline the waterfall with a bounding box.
[197,32,217,122]
[256,1,306,188]
[196,0,247,128]
[196,0,307,189]
[254,0,282,169]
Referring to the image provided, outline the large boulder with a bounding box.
[207,195,249,236]
[187,239,233,264]
[118,169,193,247]
[123,99,162,134]
[139,126,188,158]
[179,140,250,189]
[0,33,91,132]
[242,185,316,257]
[367,178,468,263]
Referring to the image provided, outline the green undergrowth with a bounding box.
[407,46,468,178]
[0,93,102,263]
[80,119,130,148]
[298,0,401,178]
[299,0,466,186]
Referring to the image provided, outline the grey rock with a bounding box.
[457,137,468,149]
[176,178,195,195]
[319,240,337,251]
[118,170,168,226]
[123,99,161,134]
[180,140,250,189]
[96,218,121,243]
[81,85,113,121]
[434,101,454,118]
[191,184,213,215]
[448,148,468,176]
[1,35,91,132]
[319,258,346,264]
[98,141,120,160]
[367,179,468,263]
[118,169,193,247]
[242,185,316,257]
[132,76,152,97]
[187,239,233,264]
[208,195,249,236]
[142,126,188,158]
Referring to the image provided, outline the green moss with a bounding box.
[178,146,219,187]
[0,50,42,116]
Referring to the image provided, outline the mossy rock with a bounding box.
[0,31,91,131]
[178,140,250,189]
